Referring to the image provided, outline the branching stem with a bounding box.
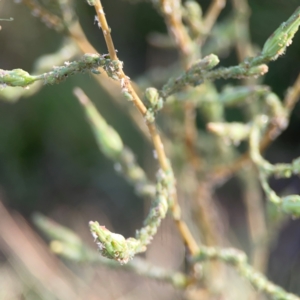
[193,246,300,300]
[90,0,199,256]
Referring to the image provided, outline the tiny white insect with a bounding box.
[120,78,125,88]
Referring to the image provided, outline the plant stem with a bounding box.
[202,0,226,38]
[193,246,300,300]
[21,0,64,31]
[212,73,300,183]
[90,0,199,256]
[158,0,195,64]
[33,213,191,289]
[0,54,115,87]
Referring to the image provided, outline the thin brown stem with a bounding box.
[158,1,224,254]
[284,73,300,111]
[159,0,195,66]
[69,21,151,140]
[22,0,150,141]
[202,0,226,36]
[158,1,203,169]
[158,1,220,253]
[92,0,198,255]
[196,183,224,246]
[240,168,268,272]
[231,0,268,277]
[22,0,63,31]
[93,1,118,61]
[231,0,252,61]
[175,219,199,255]
[184,102,202,170]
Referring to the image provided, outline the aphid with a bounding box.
[120,78,125,88]
[91,69,100,75]
[123,91,133,102]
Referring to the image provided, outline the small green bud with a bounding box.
[128,166,145,182]
[74,88,123,160]
[145,87,163,111]
[86,0,96,6]
[282,195,300,217]
[0,69,36,87]
[196,54,220,71]
[94,126,124,160]
[145,87,159,106]
[183,1,203,38]
[292,157,300,174]
[262,7,300,60]
[90,221,132,264]
[207,122,250,143]
[185,1,202,19]
[246,64,269,77]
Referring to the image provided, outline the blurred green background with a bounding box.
[0,0,300,297]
